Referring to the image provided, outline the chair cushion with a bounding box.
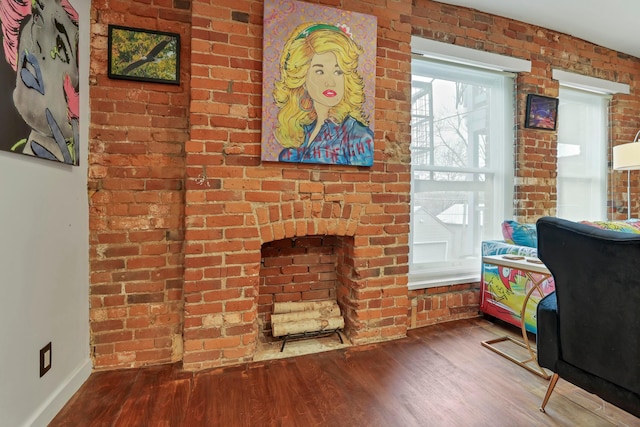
[501,220,537,247]
[580,220,640,234]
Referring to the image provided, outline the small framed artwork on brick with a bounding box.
[525,94,559,130]
[108,25,180,85]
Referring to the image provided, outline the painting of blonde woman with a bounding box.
[261,0,376,166]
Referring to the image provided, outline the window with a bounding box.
[410,58,514,288]
[556,87,608,221]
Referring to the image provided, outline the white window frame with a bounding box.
[556,87,609,221]
[553,69,629,222]
[409,39,530,290]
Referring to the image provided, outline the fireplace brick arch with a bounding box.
[182,198,409,370]
[256,201,363,241]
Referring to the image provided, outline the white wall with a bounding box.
[0,0,91,425]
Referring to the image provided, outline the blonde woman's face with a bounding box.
[304,52,344,109]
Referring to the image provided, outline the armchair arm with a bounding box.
[536,292,559,371]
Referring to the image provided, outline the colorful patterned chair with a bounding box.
[481,218,640,334]
[481,220,555,333]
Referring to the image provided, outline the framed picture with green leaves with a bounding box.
[108,25,180,85]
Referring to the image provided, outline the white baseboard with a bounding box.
[25,358,92,427]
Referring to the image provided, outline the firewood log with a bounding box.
[271,305,341,324]
[272,315,344,337]
[273,300,338,314]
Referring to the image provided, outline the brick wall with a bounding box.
[88,0,191,369]
[87,0,640,370]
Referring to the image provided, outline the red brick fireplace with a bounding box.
[258,236,343,339]
[181,194,411,370]
[174,0,415,371]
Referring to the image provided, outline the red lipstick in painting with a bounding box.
[323,90,337,97]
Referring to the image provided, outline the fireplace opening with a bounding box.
[256,235,352,360]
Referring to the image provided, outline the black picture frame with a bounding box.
[525,94,559,130]
[108,25,180,85]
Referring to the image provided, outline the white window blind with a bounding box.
[409,57,514,289]
[556,87,608,221]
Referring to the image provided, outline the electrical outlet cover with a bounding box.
[40,342,52,377]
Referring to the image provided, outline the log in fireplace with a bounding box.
[270,300,344,351]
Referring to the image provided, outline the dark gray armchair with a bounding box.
[536,216,640,417]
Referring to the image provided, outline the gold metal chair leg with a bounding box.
[540,373,560,413]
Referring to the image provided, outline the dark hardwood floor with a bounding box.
[50,318,638,426]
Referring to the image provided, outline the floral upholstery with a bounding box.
[501,220,538,247]
[580,220,640,234]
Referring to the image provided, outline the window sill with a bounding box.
[408,274,480,290]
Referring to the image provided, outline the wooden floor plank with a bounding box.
[50,368,141,427]
[49,318,638,427]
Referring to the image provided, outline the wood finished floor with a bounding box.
[50,318,639,426]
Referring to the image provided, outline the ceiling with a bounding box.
[437,0,640,59]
